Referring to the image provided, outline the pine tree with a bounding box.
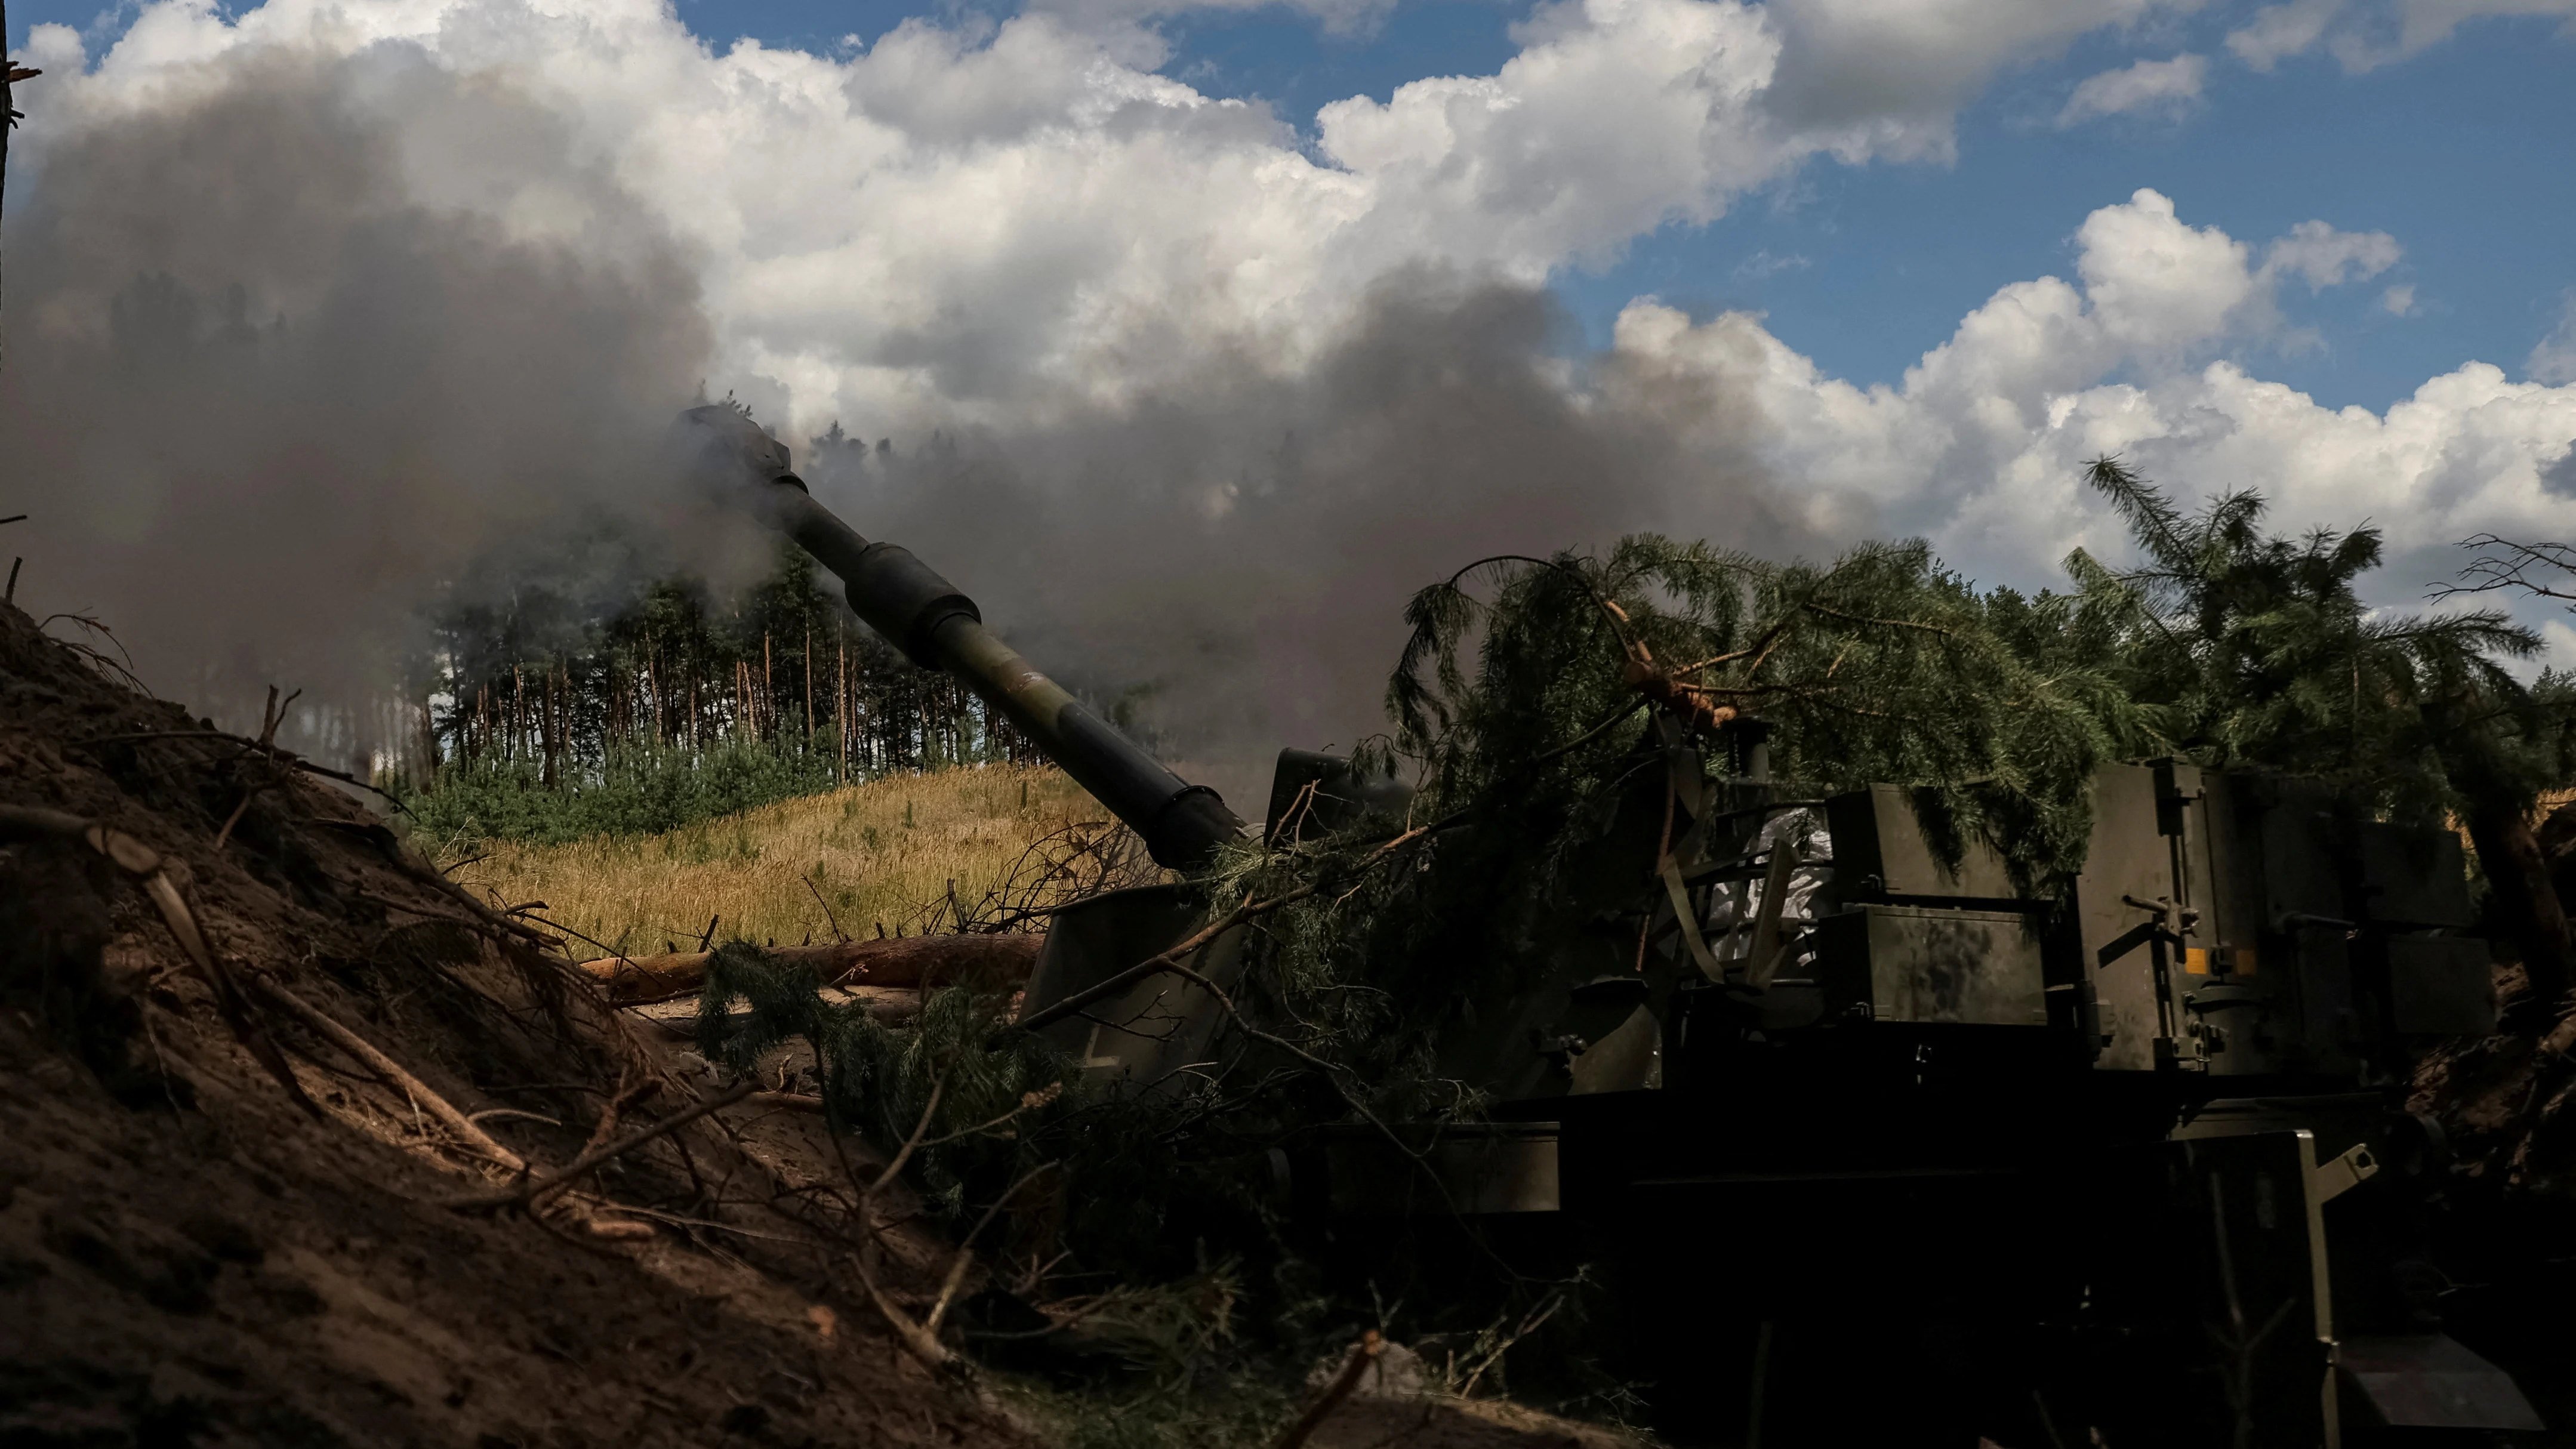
[1386,535,2143,894]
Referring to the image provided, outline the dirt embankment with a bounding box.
[0,600,1032,1449]
[0,602,1647,1449]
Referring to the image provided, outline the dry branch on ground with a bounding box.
[578,930,1044,1004]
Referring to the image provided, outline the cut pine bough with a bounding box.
[576,931,1044,1004]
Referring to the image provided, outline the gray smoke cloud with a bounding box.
[0,48,725,761]
[0,49,1828,794]
[798,274,1830,800]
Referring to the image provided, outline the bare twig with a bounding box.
[465,1108,563,1129]
[825,1065,1069,1379]
[893,816,1155,936]
[873,1072,950,1187]
[211,787,263,853]
[2436,534,2576,608]
[38,613,147,690]
[444,1078,756,1213]
[1801,599,1959,639]
[921,1081,1062,1151]
[255,685,301,749]
[848,1248,966,1376]
[250,975,523,1169]
[1458,1291,1564,1398]
[582,1071,661,1157]
[832,1066,959,1374]
[0,804,315,1113]
[76,728,415,815]
[1271,1331,1384,1449]
[391,855,569,953]
[1427,554,1642,655]
[923,1160,1061,1337]
[806,874,851,942]
[508,910,637,968]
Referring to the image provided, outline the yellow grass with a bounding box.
[457,764,1110,957]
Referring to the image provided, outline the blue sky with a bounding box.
[1176,2,2576,411]
[1575,26,2576,409]
[1159,5,2566,409]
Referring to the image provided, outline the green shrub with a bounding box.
[397,735,844,847]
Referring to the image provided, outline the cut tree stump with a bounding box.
[578,933,1044,1005]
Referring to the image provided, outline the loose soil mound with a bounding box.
[0,601,1029,1449]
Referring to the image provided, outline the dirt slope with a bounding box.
[0,602,1660,1449]
[0,600,1029,1449]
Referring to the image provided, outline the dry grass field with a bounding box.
[452,774,2572,966]
[450,763,1132,957]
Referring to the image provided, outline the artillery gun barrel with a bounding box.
[729,457,1243,871]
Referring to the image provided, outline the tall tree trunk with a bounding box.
[838,636,849,783]
[416,695,439,785]
[541,656,558,788]
[2467,803,2572,1025]
[803,625,814,747]
[2541,800,2576,929]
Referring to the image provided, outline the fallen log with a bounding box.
[631,986,923,1040]
[578,933,1044,1006]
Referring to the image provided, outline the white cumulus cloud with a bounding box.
[2227,0,2576,71]
[2531,291,2576,386]
[1612,190,2576,605]
[2546,619,2576,673]
[2056,53,2209,125]
[2262,217,2402,289]
[1759,0,2199,147]
[2226,0,2347,67]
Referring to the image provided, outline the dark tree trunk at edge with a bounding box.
[2467,803,2573,1026]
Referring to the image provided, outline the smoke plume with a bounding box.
[0,48,723,763]
[799,273,1824,796]
[0,44,1822,793]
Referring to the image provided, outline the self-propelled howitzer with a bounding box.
[680,406,2546,1444]
[677,405,1245,871]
